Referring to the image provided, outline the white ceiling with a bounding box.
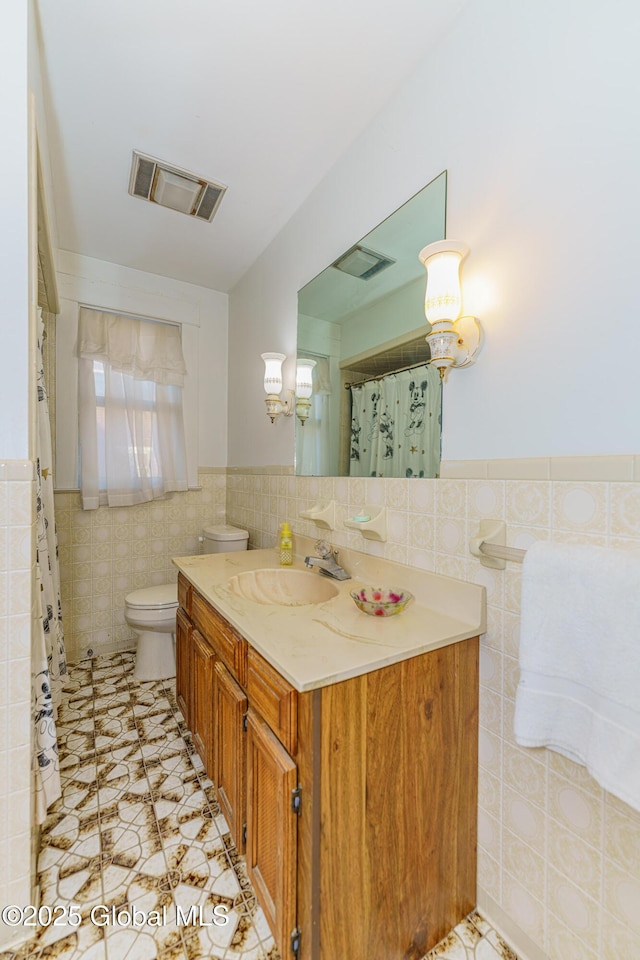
[35,0,466,293]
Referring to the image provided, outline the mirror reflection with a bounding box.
[295,171,447,478]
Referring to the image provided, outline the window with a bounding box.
[78,307,189,509]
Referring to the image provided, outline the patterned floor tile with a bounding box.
[423,929,471,958]
[10,653,526,960]
[483,930,519,959]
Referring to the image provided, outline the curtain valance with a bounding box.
[78,308,187,386]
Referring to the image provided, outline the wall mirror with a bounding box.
[295,170,447,478]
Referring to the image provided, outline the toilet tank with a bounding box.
[202,523,249,554]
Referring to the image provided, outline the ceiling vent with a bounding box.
[332,244,396,281]
[128,151,226,223]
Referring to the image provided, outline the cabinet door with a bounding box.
[213,661,247,852]
[246,708,298,955]
[175,607,192,727]
[192,628,216,779]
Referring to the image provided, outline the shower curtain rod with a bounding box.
[344,359,432,390]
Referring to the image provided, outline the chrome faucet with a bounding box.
[304,540,351,580]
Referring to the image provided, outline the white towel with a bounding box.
[514,541,640,812]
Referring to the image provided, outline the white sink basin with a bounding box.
[227,568,339,605]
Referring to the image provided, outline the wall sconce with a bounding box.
[295,359,316,425]
[261,352,294,423]
[418,240,483,379]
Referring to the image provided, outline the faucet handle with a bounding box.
[315,539,332,558]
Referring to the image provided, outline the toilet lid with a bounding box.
[203,523,249,542]
[126,584,178,610]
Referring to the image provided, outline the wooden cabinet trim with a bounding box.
[246,708,297,952]
[247,646,297,756]
[192,589,247,685]
[177,572,192,616]
[213,661,247,854]
[175,606,192,728]
[191,628,216,779]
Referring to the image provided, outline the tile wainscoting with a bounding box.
[225,464,640,960]
[0,461,37,948]
[54,470,227,663]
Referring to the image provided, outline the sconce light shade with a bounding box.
[295,358,316,425]
[419,240,468,325]
[261,352,285,396]
[296,359,315,400]
[418,240,483,378]
[261,352,293,423]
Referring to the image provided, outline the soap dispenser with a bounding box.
[279,522,293,566]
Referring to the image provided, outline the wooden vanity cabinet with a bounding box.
[191,629,216,777]
[175,606,192,726]
[213,660,247,852]
[176,572,479,960]
[246,707,298,953]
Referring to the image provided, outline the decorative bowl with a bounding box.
[350,586,414,617]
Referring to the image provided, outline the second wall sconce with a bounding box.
[418,240,483,379]
[261,352,294,423]
[261,353,318,425]
[295,358,316,425]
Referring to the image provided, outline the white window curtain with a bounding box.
[349,363,441,478]
[78,307,189,509]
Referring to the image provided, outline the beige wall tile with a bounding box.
[545,915,598,960]
[223,469,640,960]
[548,816,602,901]
[479,727,502,779]
[503,743,546,809]
[552,482,607,533]
[487,458,550,480]
[479,643,502,695]
[503,786,546,848]
[479,687,502,736]
[600,912,640,958]
[603,861,640,934]
[478,808,501,856]
[407,479,436,514]
[479,769,502,821]
[501,872,545,946]
[502,827,545,901]
[440,459,488,479]
[550,456,634,482]
[506,481,551,527]
[548,771,603,848]
[548,866,601,945]
[477,850,501,904]
[468,480,506,521]
[604,802,640,882]
[436,479,466,517]
[55,471,227,659]
[609,483,640,538]
[435,516,466,555]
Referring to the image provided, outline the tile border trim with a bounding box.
[227,456,640,483]
[0,460,35,482]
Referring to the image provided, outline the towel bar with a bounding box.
[479,541,526,564]
[469,520,526,568]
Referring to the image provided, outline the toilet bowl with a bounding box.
[125,584,179,681]
[125,524,249,681]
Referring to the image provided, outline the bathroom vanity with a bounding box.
[173,544,484,960]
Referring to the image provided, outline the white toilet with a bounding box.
[125,523,249,681]
[201,523,250,554]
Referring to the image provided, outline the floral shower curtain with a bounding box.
[33,308,68,822]
[349,363,441,478]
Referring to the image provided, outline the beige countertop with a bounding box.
[173,537,486,692]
